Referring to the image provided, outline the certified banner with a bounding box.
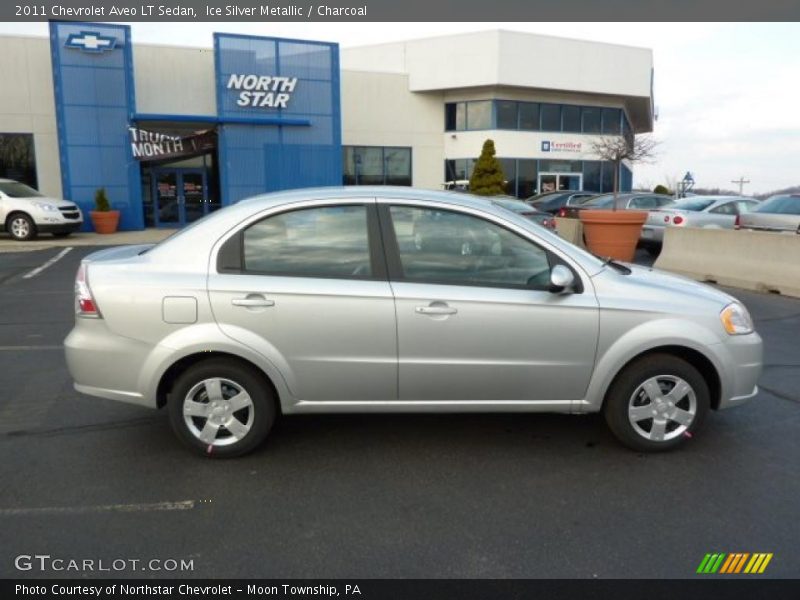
[129,127,216,161]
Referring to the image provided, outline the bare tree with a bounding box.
[589,135,659,208]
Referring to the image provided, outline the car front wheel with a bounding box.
[168,359,277,458]
[7,213,37,241]
[604,354,709,452]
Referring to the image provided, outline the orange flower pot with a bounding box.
[579,209,647,262]
[90,210,120,234]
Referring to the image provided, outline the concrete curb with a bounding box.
[0,229,177,253]
[654,227,800,298]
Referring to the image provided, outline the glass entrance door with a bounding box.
[152,168,209,227]
[538,173,583,194]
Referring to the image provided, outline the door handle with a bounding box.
[232,296,275,308]
[415,305,457,315]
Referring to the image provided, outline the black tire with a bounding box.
[167,358,277,458]
[7,213,37,241]
[603,354,710,452]
[52,232,72,238]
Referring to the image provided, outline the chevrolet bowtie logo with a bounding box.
[65,32,117,53]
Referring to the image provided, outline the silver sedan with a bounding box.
[65,187,762,457]
[739,194,800,232]
[640,196,758,254]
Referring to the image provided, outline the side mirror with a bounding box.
[549,264,575,294]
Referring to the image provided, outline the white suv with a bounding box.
[0,179,83,241]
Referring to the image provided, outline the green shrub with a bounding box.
[94,188,110,212]
[469,139,506,196]
[653,184,670,195]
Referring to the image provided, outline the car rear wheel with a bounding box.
[167,359,277,458]
[603,354,709,452]
[7,213,37,241]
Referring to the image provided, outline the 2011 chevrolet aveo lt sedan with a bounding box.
[64,187,763,457]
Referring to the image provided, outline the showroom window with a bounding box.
[0,133,37,189]
[343,146,412,186]
[243,205,372,278]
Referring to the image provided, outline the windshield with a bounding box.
[0,181,43,198]
[672,198,716,211]
[755,195,800,215]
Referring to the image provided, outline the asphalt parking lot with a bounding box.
[0,245,798,579]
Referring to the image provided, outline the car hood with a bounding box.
[592,262,737,313]
[15,196,78,208]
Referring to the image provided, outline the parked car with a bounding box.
[0,178,83,241]
[526,191,597,215]
[640,196,759,255]
[488,196,556,230]
[738,194,800,232]
[559,192,674,219]
[65,187,762,457]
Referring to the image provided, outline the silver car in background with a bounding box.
[65,187,762,457]
[738,194,800,232]
[640,196,759,255]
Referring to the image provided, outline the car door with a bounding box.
[207,201,397,403]
[705,200,738,227]
[380,202,599,403]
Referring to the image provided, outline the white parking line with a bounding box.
[22,247,73,279]
[0,500,196,516]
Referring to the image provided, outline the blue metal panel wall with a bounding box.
[50,22,142,231]
[215,34,342,205]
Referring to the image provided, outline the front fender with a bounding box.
[578,318,724,412]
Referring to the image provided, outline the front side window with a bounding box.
[629,196,658,209]
[389,206,552,289]
[710,202,737,215]
[244,205,372,279]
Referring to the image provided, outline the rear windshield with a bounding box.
[755,195,800,215]
[492,198,534,213]
[0,182,43,198]
[583,194,616,207]
[672,198,716,211]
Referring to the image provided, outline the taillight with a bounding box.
[734,215,741,230]
[544,219,556,229]
[75,263,101,318]
[558,207,567,218]
[672,215,684,225]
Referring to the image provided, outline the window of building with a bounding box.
[496,100,519,129]
[517,160,538,199]
[622,115,634,148]
[498,158,517,196]
[582,161,601,193]
[445,102,466,131]
[388,206,552,289]
[0,133,37,189]
[601,161,614,193]
[562,105,581,133]
[444,158,476,184]
[602,108,622,134]
[466,101,492,130]
[540,104,561,132]
[244,205,372,278]
[519,103,540,131]
[343,146,412,186]
[582,107,602,134]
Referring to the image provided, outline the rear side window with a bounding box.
[243,205,372,278]
[629,196,658,209]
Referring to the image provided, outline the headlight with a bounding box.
[33,202,59,212]
[720,302,753,335]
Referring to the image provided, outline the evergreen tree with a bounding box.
[469,139,506,196]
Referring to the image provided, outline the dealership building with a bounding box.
[0,25,654,230]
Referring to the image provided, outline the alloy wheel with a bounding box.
[10,217,30,239]
[627,375,697,442]
[182,377,254,447]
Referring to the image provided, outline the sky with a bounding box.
[1,21,798,194]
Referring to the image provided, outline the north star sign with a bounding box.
[227,73,298,108]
